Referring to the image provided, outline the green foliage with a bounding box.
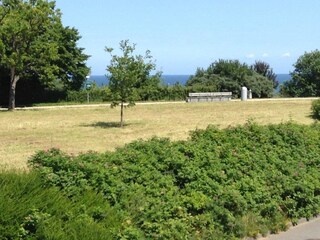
[311,98,320,119]
[0,0,89,109]
[0,171,123,239]
[66,85,111,103]
[280,50,320,97]
[29,122,320,239]
[161,83,188,101]
[51,26,90,91]
[187,59,274,98]
[65,84,220,103]
[251,60,278,89]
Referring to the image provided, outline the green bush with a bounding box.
[66,86,112,103]
[0,171,122,239]
[28,122,320,239]
[311,98,320,119]
[65,84,234,103]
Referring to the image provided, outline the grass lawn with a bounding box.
[0,98,316,170]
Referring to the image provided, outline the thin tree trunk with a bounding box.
[120,102,124,127]
[8,68,19,111]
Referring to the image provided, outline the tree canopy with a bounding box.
[186,59,274,98]
[105,40,160,127]
[0,0,89,109]
[280,50,320,97]
[251,60,278,89]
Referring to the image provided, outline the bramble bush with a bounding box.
[28,122,320,239]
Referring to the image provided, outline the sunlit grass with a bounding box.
[0,99,316,170]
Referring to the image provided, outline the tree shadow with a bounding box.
[82,121,131,129]
[307,113,319,120]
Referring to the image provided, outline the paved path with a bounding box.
[0,97,318,111]
[260,217,320,240]
[0,101,186,111]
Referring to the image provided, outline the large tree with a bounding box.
[280,50,320,97]
[251,60,278,89]
[105,40,159,127]
[53,26,90,91]
[0,0,89,110]
[187,59,274,98]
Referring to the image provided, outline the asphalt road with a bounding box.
[260,217,320,240]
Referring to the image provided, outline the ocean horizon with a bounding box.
[88,74,291,88]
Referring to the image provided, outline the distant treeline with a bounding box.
[66,84,219,103]
[1,51,319,106]
[0,59,278,106]
[1,0,320,108]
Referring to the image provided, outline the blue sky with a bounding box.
[54,0,320,75]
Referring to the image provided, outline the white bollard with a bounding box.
[248,89,252,99]
[241,87,247,101]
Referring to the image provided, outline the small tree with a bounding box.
[105,40,158,127]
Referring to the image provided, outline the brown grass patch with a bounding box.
[0,99,316,170]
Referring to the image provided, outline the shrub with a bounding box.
[0,171,122,239]
[311,98,320,119]
[66,86,112,103]
[28,122,320,239]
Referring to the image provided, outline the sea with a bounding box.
[88,74,291,88]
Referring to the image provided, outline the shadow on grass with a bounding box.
[307,113,320,121]
[82,121,131,129]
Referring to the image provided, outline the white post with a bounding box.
[86,75,90,103]
[241,87,248,101]
[248,89,252,99]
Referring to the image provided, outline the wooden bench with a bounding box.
[186,92,232,102]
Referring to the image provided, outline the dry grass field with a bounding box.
[0,98,317,170]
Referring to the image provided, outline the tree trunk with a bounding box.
[8,68,20,111]
[120,102,124,127]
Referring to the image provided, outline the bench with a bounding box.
[186,92,232,102]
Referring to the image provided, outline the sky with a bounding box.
[54,0,320,75]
